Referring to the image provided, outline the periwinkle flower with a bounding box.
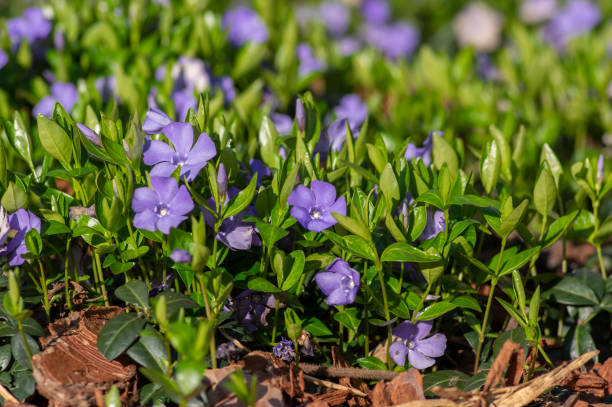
[597,154,604,184]
[143,107,174,135]
[223,7,269,47]
[0,50,8,69]
[273,338,296,362]
[172,88,197,122]
[405,132,435,166]
[7,8,51,49]
[543,0,600,50]
[324,118,350,153]
[249,158,271,187]
[319,2,350,37]
[271,113,293,135]
[216,341,240,361]
[338,36,361,57]
[76,123,102,147]
[143,122,216,182]
[171,249,192,263]
[297,43,326,77]
[95,76,118,102]
[148,273,172,297]
[362,0,390,25]
[288,180,347,232]
[389,319,447,369]
[420,209,445,241]
[33,82,78,118]
[334,94,368,131]
[217,163,228,200]
[233,289,277,331]
[131,176,194,234]
[171,57,209,94]
[363,22,420,60]
[54,30,65,52]
[453,3,503,52]
[520,0,557,24]
[217,76,236,104]
[0,209,41,267]
[315,258,360,306]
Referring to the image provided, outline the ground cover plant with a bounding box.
[0,0,612,405]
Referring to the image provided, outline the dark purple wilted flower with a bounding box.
[223,7,269,47]
[315,258,360,306]
[389,319,447,369]
[297,43,326,77]
[143,107,174,135]
[362,0,390,25]
[0,209,41,267]
[597,154,605,185]
[233,289,277,331]
[95,76,118,102]
[148,273,173,296]
[288,180,347,232]
[320,2,350,37]
[520,0,557,24]
[543,0,600,50]
[273,337,296,362]
[297,330,315,357]
[76,123,102,147]
[33,82,78,118]
[405,132,435,167]
[0,50,8,69]
[132,176,194,234]
[420,209,445,241]
[171,249,192,263]
[7,8,51,49]
[363,22,420,60]
[271,113,293,135]
[216,341,240,361]
[143,122,216,182]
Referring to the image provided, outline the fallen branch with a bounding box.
[303,374,368,397]
[300,363,398,381]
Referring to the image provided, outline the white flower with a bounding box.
[520,0,557,24]
[0,206,9,248]
[453,3,503,52]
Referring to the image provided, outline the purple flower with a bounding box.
[7,8,51,49]
[217,76,236,104]
[76,123,102,147]
[296,99,306,133]
[171,249,192,263]
[217,163,228,200]
[131,176,194,234]
[543,0,600,50]
[148,273,173,297]
[420,209,445,241]
[216,341,240,361]
[172,87,197,122]
[405,132,435,166]
[520,0,557,24]
[597,154,604,184]
[143,122,216,182]
[363,22,420,60]
[171,57,209,93]
[271,113,293,135]
[223,7,269,47]
[297,43,326,77]
[0,209,41,267]
[389,320,447,369]
[143,107,174,135]
[95,76,118,102]
[338,37,361,56]
[334,94,368,131]
[33,82,78,118]
[476,54,500,81]
[249,158,271,187]
[320,2,350,37]
[288,180,347,232]
[362,0,390,25]
[273,338,296,362]
[323,118,350,153]
[54,30,65,52]
[0,50,8,69]
[315,258,360,306]
[232,290,277,331]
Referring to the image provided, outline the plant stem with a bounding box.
[94,249,109,306]
[596,245,607,280]
[37,259,50,321]
[271,298,280,344]
[375,262,391,367]
[364,263,369,356]
[17,320,33,359]
[411,281,432,322]
[64,239,73,312]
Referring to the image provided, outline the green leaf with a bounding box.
[175,360,205,396]
[258,116,280,169]
[497,247,540,277]
[97,313,145,361]
[6,112,35,173]
[534,165,556,216]
[127,328,168,372]
[480,139,500,194]
[37,114,73,170]
[499,199,529,239]
[497,297,527,327]
[334,308,360,332]
[280,163,300,208]
[432,133,458,174]
[247,277,281,293]
[512,270,526,315]
[304,317,333,336]
[380,242,441,263]
[10,334,39,369]
[541,210,579,249]
[1,182,28,212]
[550,276,599,306]
[591,215,612,245]
[489,125,512,182]
[255,221,289,247]
[422,370,470,393]
[451,295,481,312]
[416,300,457,321]
[343,235,378,262]
[223,174,258,219]
[331,212,372,242]
[379,163,400,203]
[115,281,149,309]
[570,325,597,360]
[529,286,541,326]
[281,250,305,291]
[415,190,444,210]
[540,143,563,187]
[356,356,387,370]
[160,291,199,316]
[24,229,42,257]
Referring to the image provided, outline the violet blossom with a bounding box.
[405,132,435,166]
[171,249,192,263]
[315,258,360,306]
[76,123,102,147]
[338,37,361,57]
[288,180,347,232]
[297,43,326,77]
[362,0,390,25]
[520,0,557,24]
[143,107,174,135]
[223,7,269,47]
[249,158,271,187]
[33,82,78,118]
[319,2,350,37]
[453,3,503,52]
[420,209,445,241]
[542,0,600,50]
[143,122,216,182]
[597,154,604,185]
[95,76,118,102]
[273,338,296,362]
[363,22,420,60]
[0,50,8,69]
[7,8,51,50]
[131,176,194,234]
[271,113,293,135]
[0,209,41,267]
[389,319,447,369]
[148,273,173,297]
[296,99,306,132]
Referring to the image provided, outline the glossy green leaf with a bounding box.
[97,313,145,361]
[380,242,441,263]
[223,174,258,219]
[480,139,500,195]
[534,165,556,216]
[247,277,281,293]
[115,281,149,309]
[37,114,73,170]
[416,300,457,321]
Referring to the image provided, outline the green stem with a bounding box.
[375,262,392,367]
[596,245,607,280]
[38,259,50,321]
[411,281,432,323]
[94,249,109,306]
[64,239,73,312]
[17,320,33,359]
[271,298,280,344]
[364,263,369,356]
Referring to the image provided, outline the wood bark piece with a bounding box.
[32,306,137,407]
[371,370,425,407]
[482,340,523,391]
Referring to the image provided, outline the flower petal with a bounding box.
[311,180,337,208]
[306,219,333,232]
[150,176,179,204]
[186,133,216,166]
[143,140,175,165]
[168,185,194,216]
[143,107,173,135]
[415,320,433,340]
[156,214,187,234]
[408,349,436,369]
[290,207,310,228]
[163,122,194,155]
[392,321,418,341]
[150,162,178,178]
[325,287,349,306]
[180,163,206,182]
[415,333,446,358]
[287,185,315,208]
[315,271,340,296]
[133,209,159,232]
[320,196,346,224]
[389,341,408,366]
